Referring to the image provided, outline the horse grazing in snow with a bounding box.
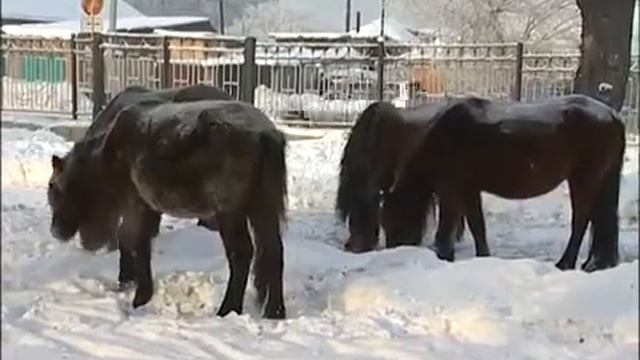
[336,100,466,253]
[48,99,288,319]
[381,95,625,272]
[54,84,233,252]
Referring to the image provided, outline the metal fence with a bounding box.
[1,33,638,132]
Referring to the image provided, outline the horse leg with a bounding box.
[117,244,136,290]
[216,213,253,317]
[463,191,490,257]
[434,200,462,262]
[556,177,594,270]
[197,216,219,231]
[249,207,286,319]
[345,193,381,253]
[581,155,623,272]
[118,200,161,308]
[453,216,466,243]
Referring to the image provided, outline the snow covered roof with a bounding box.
[352,18,419,43]
[270,18,419,43]
[2,0,144,23]
[2,16,212,39]
[269,32,370,41]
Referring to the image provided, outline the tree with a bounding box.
[227,0,312,38]
[573,0,637,111]
[389,0,581,50]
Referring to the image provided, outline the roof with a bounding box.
[2,0,144,22]
[2,16,212,38]
[269,18,420,43]
[268,32,381,43]
[352,18,419,43]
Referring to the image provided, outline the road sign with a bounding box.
[81,0,104,33]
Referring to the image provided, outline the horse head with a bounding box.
[47,140,123,251]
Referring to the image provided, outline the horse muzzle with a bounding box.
[50,219,78,242]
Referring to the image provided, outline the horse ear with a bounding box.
[51,155,64,172]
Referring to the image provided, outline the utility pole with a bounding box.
[108,0,117,32]
[379,0,386,38]
[219,0,225,35]
[345,0,352,32]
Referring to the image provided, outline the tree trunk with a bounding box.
[574,0,636,111]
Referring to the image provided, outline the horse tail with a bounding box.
[259,129,288,222]
[588,116,625,268]
[251,128,287,307]
[336,101,399,222]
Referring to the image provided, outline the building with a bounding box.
[2,0,144,25]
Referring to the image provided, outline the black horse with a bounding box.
[336,101,465,253]
[64,84,233,252]
[48,99,288,319]
[381,95,626,272]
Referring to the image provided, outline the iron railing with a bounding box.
[1,33,638,133]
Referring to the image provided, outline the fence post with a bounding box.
[161,36,171,89]
[70,34,78,120]
[241,36,257,104]
[91,33,105,119]
[513,42,524,101]
[376,38,385,101]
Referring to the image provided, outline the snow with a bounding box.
[2,126,638,359]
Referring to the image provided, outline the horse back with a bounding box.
[144,100,276,134]
[442,94,621,139]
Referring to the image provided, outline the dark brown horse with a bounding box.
[381,95,625,272]
[48,99,288,319]
[67,84,233,252]
[336,101,465,253]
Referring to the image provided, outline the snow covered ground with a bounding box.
[2,127,638,359]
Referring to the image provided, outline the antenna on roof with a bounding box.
[356,11,361,33]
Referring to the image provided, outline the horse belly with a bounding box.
[470,143,573,199]
[130,158,253,218]
[132,176,220,218]
[480,166,567,199]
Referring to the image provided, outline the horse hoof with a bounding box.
[263,305,286,319]
[581,256,618,273]
[216,306,241,317]
[555,259,575,271]
[476,250,491,257]
[436,251,455,262]
[344,242,373,254]
[132,286,153,308]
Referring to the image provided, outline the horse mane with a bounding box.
[335,101,402,223]
[85,86,152,139]
[385,97,479,242]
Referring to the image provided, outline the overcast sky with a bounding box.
[280,0,388,31]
